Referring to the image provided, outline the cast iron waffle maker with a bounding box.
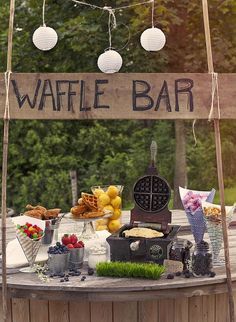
[107,141,180,264]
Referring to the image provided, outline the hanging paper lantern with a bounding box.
[32,26,58,51]
[97,50,123,74]
[140,27,166,51]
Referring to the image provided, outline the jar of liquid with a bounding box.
[88,246,107,269]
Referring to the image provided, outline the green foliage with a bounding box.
[1,0,236,213]
[96,261,165,279]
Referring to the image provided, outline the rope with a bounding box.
[72,0,153,12]
[151,0,155,27]
[192,119,197,146]
[208,72,221,121]
[42,0,46,26]
[4,71,12,121]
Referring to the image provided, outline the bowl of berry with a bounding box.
[47,242,70,275]
[61,234,85,269]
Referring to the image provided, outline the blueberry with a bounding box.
[64,277,69,282]
[69,272,75,276]
[49,274,54,278]
[209,271,216,278]
[166,274,174,279]
[175,271,181,276]
[81,277,85,281]
[56,242,61,247]
[60,273,65,278]
[65,274,69,278]
[60,279,64,282]
[88,268,94,276]
[184,272,191,278]
[82,276,86,279]
[75,272,81,276]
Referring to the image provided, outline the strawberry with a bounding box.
[67,243,74,249]
[61,234,71,245]
[70,234,78,245]
[74,242,83,248]
[78,240,84,247]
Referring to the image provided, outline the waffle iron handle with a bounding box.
[150,141,157,167]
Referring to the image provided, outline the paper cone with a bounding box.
[202,201,234,264]
[16,231,41,267]
[12,215,45,269]
[179,187,215,244]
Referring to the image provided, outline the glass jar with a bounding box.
[169,239,193,271]
[88,246,107,269]
[191,241,213,277]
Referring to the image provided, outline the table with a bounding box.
[1,210,236,322]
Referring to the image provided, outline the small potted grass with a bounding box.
[96,261,165,280]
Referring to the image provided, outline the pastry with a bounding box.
[82,193,98,211]
[24,209,43,220]
[44,208,61,219]
[71,204,89,216]
[123,227,164,238]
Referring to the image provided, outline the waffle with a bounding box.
[71,204,89,216]
[74,211,104,219]
[81,193,98,211]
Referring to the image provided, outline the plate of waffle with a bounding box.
[67,193,112,221]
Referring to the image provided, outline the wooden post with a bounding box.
[70,170,78,206]
[202,1,235,321]
[1,1,15,321]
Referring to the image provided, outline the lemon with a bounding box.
[108,219,121,233]
[93,188,104,197]
[103,205,114,214]
[96,225,108,231]
[110,208,122,220]
[98,193,111,207]
[96,218,108,226]
[107,185,119,199]
[111,196,121,208]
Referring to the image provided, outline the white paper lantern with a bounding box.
[140,27,166,52]
[32,26,58,51]
[97,50,123,74]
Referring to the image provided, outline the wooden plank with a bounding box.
[158,299,174,322]
[138,300,158,322]
[90,302,112,322]
[70,301,90,322]
[30,300,49,322]
[174,297,188,322]
[0,296,12,322]
[0,72,232,120]
[215,293,229,322]
[188,296,203,322]
[202,295,215,322]
[11,298,30,322]
[113,301,138,322]
[49,301,69,322]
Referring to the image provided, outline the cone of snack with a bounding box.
[202,201,235,265]
[179,187,216,244]
[12,215,45,272]
[91,185,123,233]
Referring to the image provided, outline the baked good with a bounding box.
[24,209,43,220]
[44,208,61,219]
[82,193,98,211]
[123,227,164,238]
[70,204,89,216]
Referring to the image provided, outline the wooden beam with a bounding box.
[1,72,236,120]
[202,0,235,321]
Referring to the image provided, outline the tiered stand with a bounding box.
[1,0,236,321]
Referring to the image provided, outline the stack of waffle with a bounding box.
[70,193,104,219]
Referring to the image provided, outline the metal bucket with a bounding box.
[69,248,84,270]
[48,252,70,275]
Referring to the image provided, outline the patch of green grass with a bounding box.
[214,186,236,205]
[96,261,165,280]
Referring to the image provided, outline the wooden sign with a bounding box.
[0,73,235,120]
